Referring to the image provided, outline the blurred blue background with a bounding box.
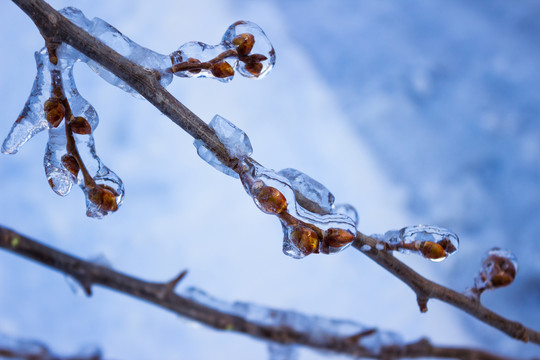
[1,0,539,358]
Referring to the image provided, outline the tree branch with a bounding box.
[8,0,540,349]
[0,225,528,360]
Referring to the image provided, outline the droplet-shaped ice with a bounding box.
[194,114,252,178]
[377,225,459,261]
[267,343,298,360]
[222,21,276,79]
[474,247,518,292]
[277,168,335,214]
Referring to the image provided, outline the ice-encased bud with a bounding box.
[194,114,252,178]
[278,168,335,214]
[222,21,276,79]
[239,159,357,258]
[170,42,236,82]
[475,247,518,292]
[379,225,459,261]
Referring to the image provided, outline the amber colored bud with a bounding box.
[484,254,517,288]
[70,116,92,135]
[420,241,446,260]
[324,228,355,248]
[211,61,234,78]
[438,237,457,254]
[61,154,80,177]
[244,62,263,76]
[232,33,255,56]
[88,185,118,213]
[187,58,202,74]
[44,98,65,128]
[255,186,287,214]
[290,226,319,256]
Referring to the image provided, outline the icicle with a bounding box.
[267,343,298,360]
[373,225,459,261]
[1,49,52,154]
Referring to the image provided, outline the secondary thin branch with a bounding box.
[0,225,526,360]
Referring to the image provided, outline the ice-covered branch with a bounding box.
[0,226,526,360]
[9,0,540,349]
[353,233,540,344]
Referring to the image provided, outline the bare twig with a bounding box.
[8,0,540,348]
[0,225,529,360]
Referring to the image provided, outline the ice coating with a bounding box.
[60,7,172,95]
[239,159,357,258]
[194,114,253,178]
[375,225,459,261]
[222,21,276,79]
[473,247,518,294]
[1,49,52,154]
[334,203,359,226]
[277,168,335,214]
[0,333,102,359]
[181,287,403,353]
[170,21,275,82]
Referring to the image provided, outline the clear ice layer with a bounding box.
[181,287,403,353]
[277,168,335,214]
[374,225,459,262]
[60,7,172,95]
[194,114,252,178]
[239,159,357,258]
[334,203,359,226]
[170,21,276,82]
[474,247,518,292]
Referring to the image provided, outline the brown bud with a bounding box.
[211,61,234,78]
[186,58,202,74]
[438,237,457,255]
[44,98,65,127]
[420,241,446,260]
[70,116,92,135]
[245,54,268,63]
[88,185,118,213]
[483,254,517,288]
[244,62,263,77]
[232,33,255,56]
[255,186,287,214]
[324,228,355,248]
[61,154,80,177]
[290,226,319,256]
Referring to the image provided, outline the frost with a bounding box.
[469,247,518,297]
[374,225,459,261]
[239,159,357,258]
[181,287,402,354]
[194,114,252,178]
[171,20,275,82]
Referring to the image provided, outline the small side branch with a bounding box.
[0,225,525,360]
[353,233,540,344]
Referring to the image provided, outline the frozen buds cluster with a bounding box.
[193,115,358,259]
[170,21,276,82]
[239,160,358,258]
[2,45,124,218]
[468,248,518,298]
